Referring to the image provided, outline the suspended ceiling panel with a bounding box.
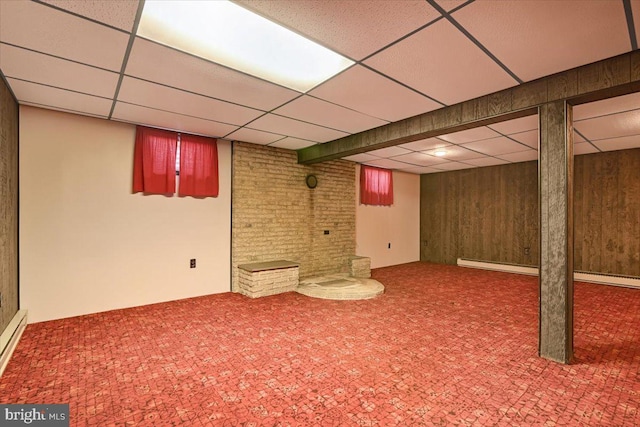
[0,0,129,71]
[0,44,119,98]
[125,38,300,112]
[308,65,442,122]
[452,0,630,82]
[272,95,389,134]
[8,78,112,117]
[1,0,639,174]
[112,102,239,137]
[234,0,440,60]
[364,18,518,105]
[41,0,139,31]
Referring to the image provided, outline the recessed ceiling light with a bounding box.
[138,0,354,93]
[434,150,447,157]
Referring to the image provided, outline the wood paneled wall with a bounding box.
[420,161,539,266]
[0,76,19,333]
[420,148,640,277]
[574,149,640,276]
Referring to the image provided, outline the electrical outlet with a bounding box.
[524,247,530,256]
[388,243,391,249]
[190,259,196,268]
[324,230,330,235]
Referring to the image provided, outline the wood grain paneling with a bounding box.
[420,161,539,266]
[0,76,19,333]
[574,149,640,276]
[421,148,640,277]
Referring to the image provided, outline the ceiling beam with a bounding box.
[298,50,640,164]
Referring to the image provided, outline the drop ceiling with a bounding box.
[1,0,639,174]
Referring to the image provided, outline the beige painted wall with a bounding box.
[19,106,231,323]
[355,165,420,268]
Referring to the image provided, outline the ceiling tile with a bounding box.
[7,78,111,117]
[390,152,447,167]
[395,165,443,174]
[0,0,129,71]
[226,128,284,145]
[0,44,119,98]
[126,38,300,112]
[117,77,263,126]
[497,150,538,163]
[41,0,138,31]
[488,115,538,135]
[431,161,477,171]
[367,146,412,158]
[461,136,529,155]
[508,130,538,149]
[573,131,586,143]
[462,157,509,167]
[234,0,440,60]
[398,138,450,151]
[112,102,238,137]
[364,19,517,105]
[269,138,316,150]
[574,142,599,155]
[248,114,349,142]
[439,126,500,144]
[273,95,388,133]
[342,153,381,163]
[452,1,629,82]
[309,65,442,122]
[574,92,640,121]
[593,135,640,152]
[363,158,416,169]
[434,0,471,12]
[575,110,640,141]
[422,145,484,161]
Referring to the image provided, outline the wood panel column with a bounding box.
[538,101,574,364]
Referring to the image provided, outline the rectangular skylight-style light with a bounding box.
[138,0,354,93]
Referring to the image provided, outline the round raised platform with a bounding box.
[296,273,384,300]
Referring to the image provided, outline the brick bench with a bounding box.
[237,260,299,298]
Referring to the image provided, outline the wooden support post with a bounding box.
[538,101,574,364]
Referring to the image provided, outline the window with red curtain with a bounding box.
[133,126,177,194]
[360,165,394,206]
[178,134,219,197]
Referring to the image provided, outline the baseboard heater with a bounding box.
[0,310,28,378]
[457,258,640,290]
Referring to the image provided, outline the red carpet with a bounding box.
[1,262,639,426]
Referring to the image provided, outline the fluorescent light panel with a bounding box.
[138,1,354,92]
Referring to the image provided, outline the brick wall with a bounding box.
[0,77,19,333]
[232,142,355,291]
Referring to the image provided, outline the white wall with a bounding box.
[19,107,231,323]
[355,164,420,268]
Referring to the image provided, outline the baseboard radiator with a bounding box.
[0,310,28,378]
[457,258,640,290]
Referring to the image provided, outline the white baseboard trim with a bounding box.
[456,258,640,290]
[456,258,538,276]
[0,310,28,378]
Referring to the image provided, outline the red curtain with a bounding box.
[360,165,394,206]
[133,126,177,194]
[179,134,219,197]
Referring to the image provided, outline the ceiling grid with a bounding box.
[0,0,638,173]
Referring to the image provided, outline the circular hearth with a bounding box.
[296,274,384,300]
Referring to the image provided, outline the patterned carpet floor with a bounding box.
[1,262,638,426]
